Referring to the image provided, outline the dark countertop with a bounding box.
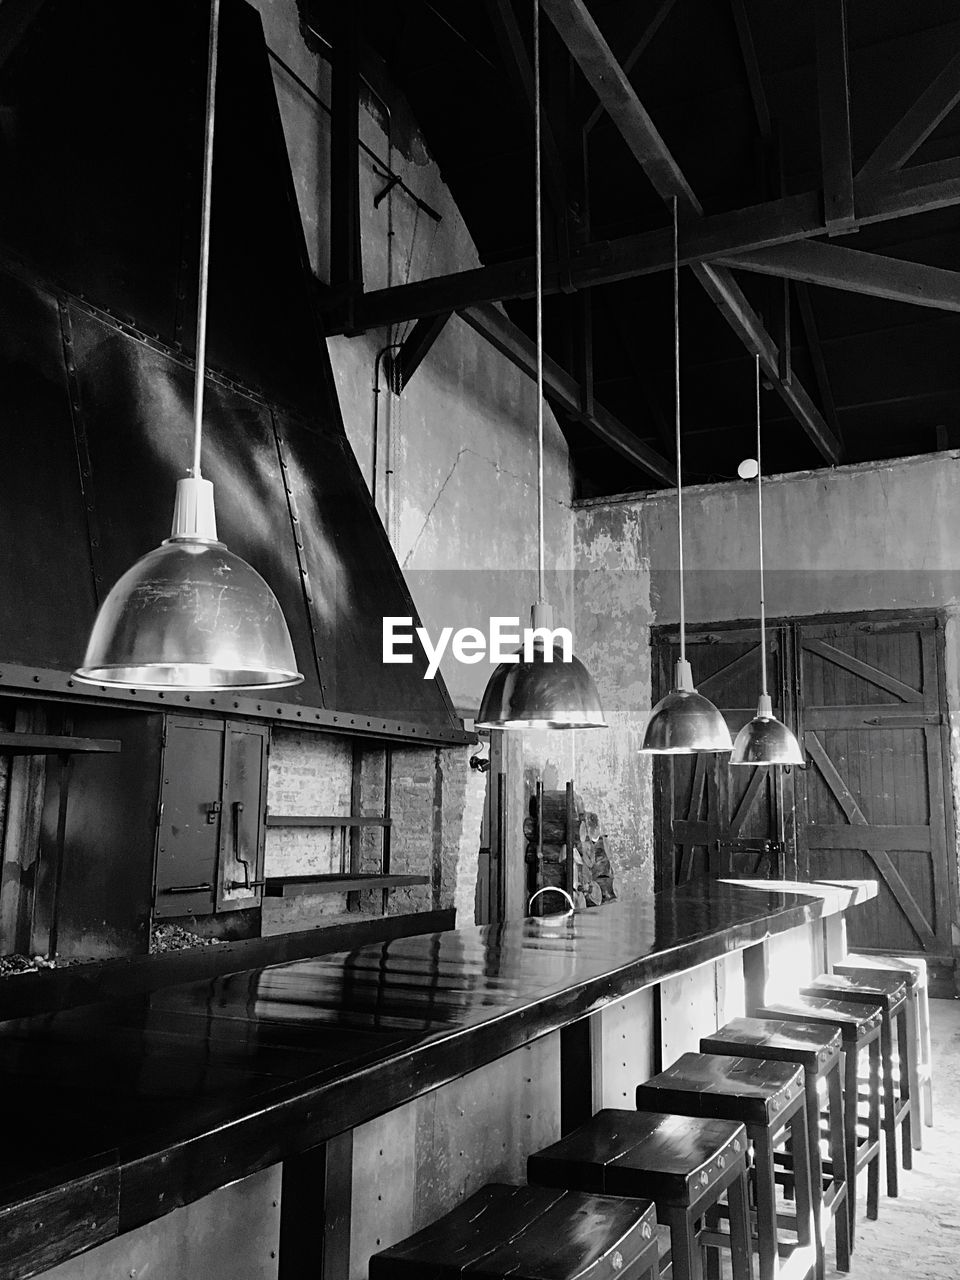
[0,878,874,1280]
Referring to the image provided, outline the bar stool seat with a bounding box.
[369,1183,661,1280]
[700,1017,849,1279]
[634,1053,815,1280]
[528,1110,753,1280]
[834,953,932,1142]
[800,972,912,1197]
[758,996,882,1250]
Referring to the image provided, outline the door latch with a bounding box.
[205,800,222,824]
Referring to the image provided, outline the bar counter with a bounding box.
[0,878,874,1280]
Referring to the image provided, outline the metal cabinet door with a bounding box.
[217,722,269,911]
[154,717,225,919]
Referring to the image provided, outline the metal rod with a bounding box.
[673,196,685,663]
[755,352,768,696]
[192,0,221,480]
[534,0,545,602]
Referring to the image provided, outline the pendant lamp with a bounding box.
[640,199,732,755]
[730,356,803,766]
[475,0,604,732]
[75,0,302,692]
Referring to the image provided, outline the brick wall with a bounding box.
[264,730,485,932]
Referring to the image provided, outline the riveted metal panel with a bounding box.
[32,1164,281,1280]
[0,270,97,669]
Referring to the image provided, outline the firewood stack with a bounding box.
[524,788,618,909]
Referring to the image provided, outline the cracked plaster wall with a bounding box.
[253,0,576,924]
[575,450,960,917]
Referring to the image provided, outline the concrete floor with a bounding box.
[825,997,960,1280]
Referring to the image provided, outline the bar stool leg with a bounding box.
[867,1036,881,1222]
[788,1103,815,1274]
[752,1126,779,1280]
[827,1056,851,1273]
[896,1003,913,1169]
[903,989,922,1151]
[879,1012,900,1197]
[802,1074,825,1280]
[728,1165,755,1280]
[918,977,934,1127]
[664,1204,703,1280]
[842,1047,858,1247]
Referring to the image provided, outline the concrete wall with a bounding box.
[575,450,960,911]
[256,0,575,715]
[250,0,585,925]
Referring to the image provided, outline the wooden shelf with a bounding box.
[265,814,391,828]
[0,732,121,755]
[264,873,428,899]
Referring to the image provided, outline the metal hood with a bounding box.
[0,0,467,745]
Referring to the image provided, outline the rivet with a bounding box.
[612,1249,625,1267]
[699,1171,709,1186]
[733,1139,741,1152]
[717,1154,726,1168]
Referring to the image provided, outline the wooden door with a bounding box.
[797,616,956,982]
[654,626,796,888]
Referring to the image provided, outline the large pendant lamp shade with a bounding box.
[640,201,731,755]
[476,0,604,732]
[730,357,803,766]
[75,0,301,692]
[476,603,606,730]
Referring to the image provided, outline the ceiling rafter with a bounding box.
[460,303,676,485]
[815,0,855,233]
[539,0,841,464]
[324,156,960,334]
[485,0,569,223]
[720,240,960,314]
[858,47,960,179]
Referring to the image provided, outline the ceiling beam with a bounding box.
[730,0,772,144]
[720,240,960,313]
[329,8,363,327]
[387,312,452,391]
[815,0,855,232]
[796,283,843,451]
[583,0,678,135]
[485,0,569,222]
[858,48,960,179]
[460,303,676,485]
[326,155,960,334]
[540,0,841,464]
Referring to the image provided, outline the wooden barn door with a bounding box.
[796,616,956,985]
[653,625,797,889]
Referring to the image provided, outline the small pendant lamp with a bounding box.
[640,199,732,755]
[475,0,604,732]
[75,0,302,692]
[730,356,803,766]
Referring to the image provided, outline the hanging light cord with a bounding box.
[755,352,768,698]
[191,0,221,480]
[673,196,685,663]
[534,0,545,603]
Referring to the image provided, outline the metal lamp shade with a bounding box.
[75,536,302,690]
[476,642,606,730]
[640,659,733,754]
[730,694,803,765]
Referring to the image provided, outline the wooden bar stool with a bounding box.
[369,1183,661,1280]
[528,1110,753,1280]
[800,972,912,1197]
[699,1018,849,1280]
[758,996,882,1251]
[634,1054,815,1280]
[834,953,933,1143]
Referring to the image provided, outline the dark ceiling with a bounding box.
[313,0,960,498]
